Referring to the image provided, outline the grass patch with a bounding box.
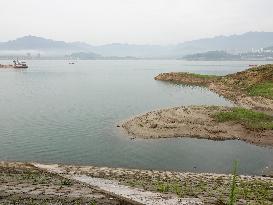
[214,108,273,130]
[178,72,219,79]
[60,179,73,186]
[156,181,170,193]
[229,161,238,205]
[247,82,273,99]
[121,175,273,204]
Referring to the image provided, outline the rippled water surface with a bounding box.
[0,60,272,175]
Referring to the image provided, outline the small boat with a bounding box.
[13,59,28,68]
[69,62,75,64]
[249,64,258,67]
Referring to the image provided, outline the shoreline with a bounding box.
[1,161,272,205]
[121,106,273,146]
[154,65,273,114]
[121,65,273,146]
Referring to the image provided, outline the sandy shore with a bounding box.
[122,106,273,146]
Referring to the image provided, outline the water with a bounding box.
[0,60,272,175]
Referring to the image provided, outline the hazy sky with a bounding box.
[1,0,273,45]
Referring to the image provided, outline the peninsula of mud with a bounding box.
[122,65,273,146]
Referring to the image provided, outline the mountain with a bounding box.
[264,46,273,51]
[0,35,95,56]
[175,32,273,55]
[0,35,94,51]
[89,44,173,58]
[1,32,273,58]
[182,51,241,61]
[69,52,102,60]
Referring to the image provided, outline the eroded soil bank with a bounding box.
[122,106,273,146]
[154,65,273,113]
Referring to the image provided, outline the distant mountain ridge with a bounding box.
[175,32,273,55]
[182,51,241,61]
[264,46,273,51]
[1,32,273,58]
[0,35,93,51]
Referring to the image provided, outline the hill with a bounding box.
[0,36,93,51]
[1,32,273,57]
[182,50,241,60]
[175,32,273,55]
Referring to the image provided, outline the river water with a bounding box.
[0,60,272,175]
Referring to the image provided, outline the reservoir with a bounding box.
[0,60,272,175]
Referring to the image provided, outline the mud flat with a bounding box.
[122,106,273,146]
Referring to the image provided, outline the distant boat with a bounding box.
[13,59,28,68]
[249,64,258,67]
[69,62,75,65]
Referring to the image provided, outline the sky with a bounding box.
[1,0,273,45]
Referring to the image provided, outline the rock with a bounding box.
[149,123,158,128]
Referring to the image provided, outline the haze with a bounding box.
[1,0,273,45]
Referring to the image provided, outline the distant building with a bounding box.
[26,53,31,59]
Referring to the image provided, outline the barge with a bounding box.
[0,60,28,69]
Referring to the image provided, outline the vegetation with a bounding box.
[182,50,241,61]
[0,165,108,205]
[61,179,73,186]
[124,175,273,204]
[222,64,273,98]
[247,82,273,99]
[158,65,273,101]
[229,161,238,205]
[178,72,219,79]
[214,107,273,130]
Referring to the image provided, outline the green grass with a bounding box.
[156,181,170,193]
[178,72,219,79]
[214,108,273,130]
[247,82,273,99]
[60,179,73,186]
[229,161,238,205]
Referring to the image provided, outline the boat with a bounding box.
[13,59,28,68]
[249,64,258,67]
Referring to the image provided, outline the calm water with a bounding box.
[0,60,272,175]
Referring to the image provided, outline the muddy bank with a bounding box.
[155,65,273,113]
[0,161,135,205]
[34,162,273,205]
[122,106,273,146]
[1,161,272,205]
